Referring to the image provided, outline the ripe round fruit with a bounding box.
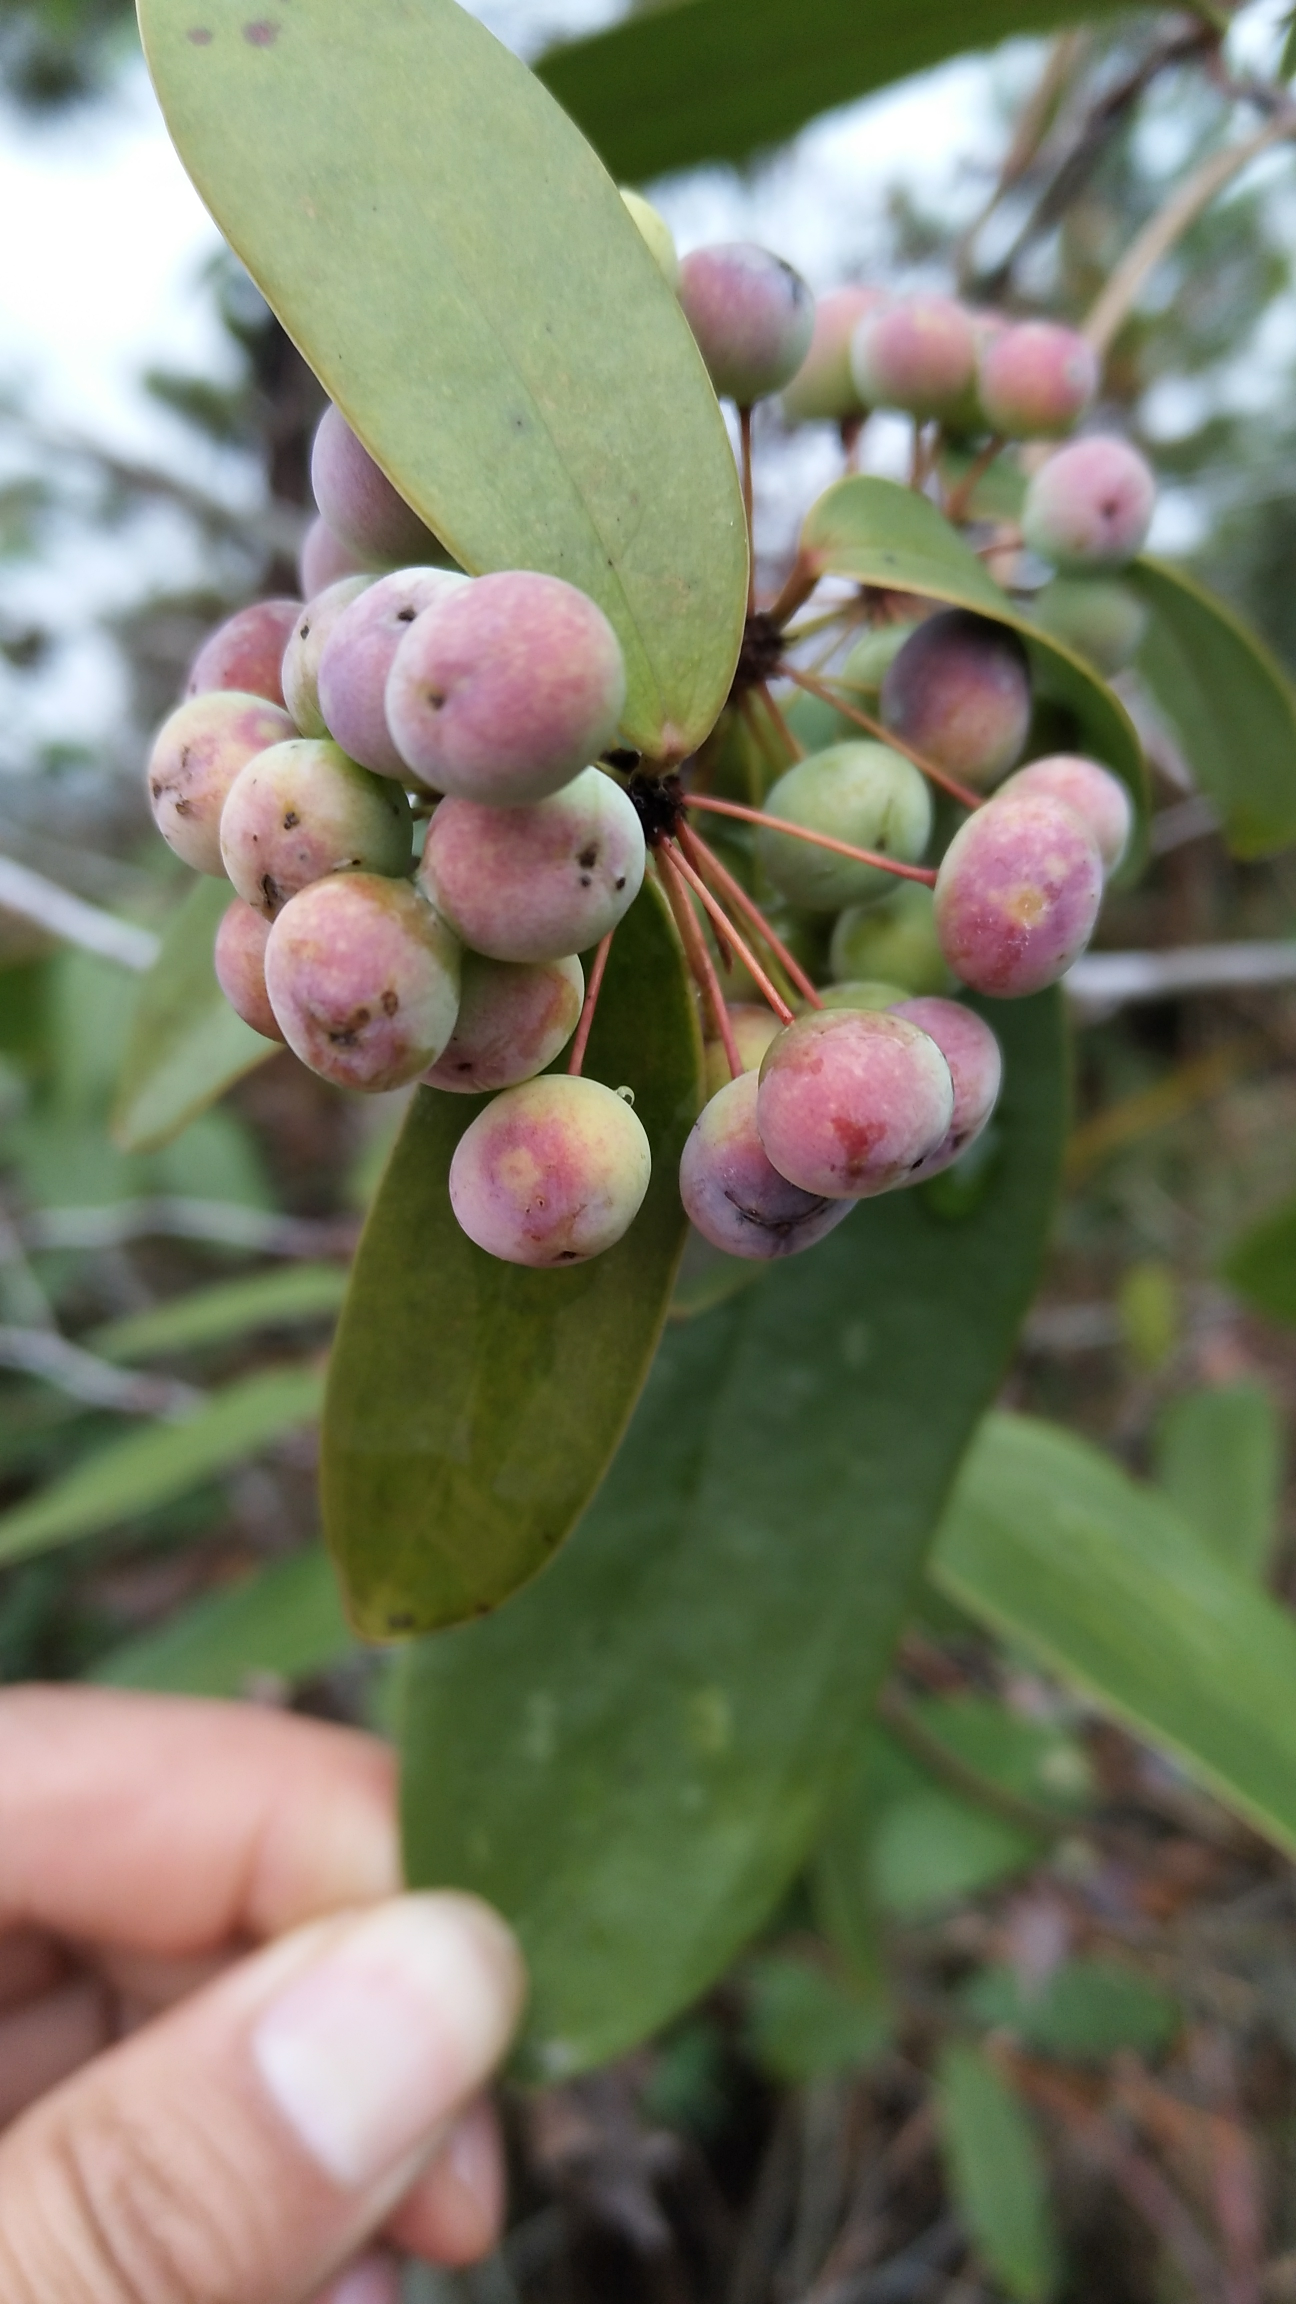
[424,951,584,1093]
[850,296,977,422]
[933,788,1104,995]
[999,754,1132,875]
[1029,574,1148,674]
[387,571,627,805]
[756,1008,953,1199]
[830,881,950,994]
[977,321,1099,438]
[681,1071,853,1260]
[677,242,814,406]
[419,767,645,963]
[838,620,922,699]
[1021,435,1156,570]
[756,741,932,912]
[781,286,885,424]
[620,189,678,284]
[281,576,374,740]
[317,567,468,777]
[146,691,295,876]
[449,1074,651,1266]
[891,996,1002,1179]
[880,609,1031,788]
[265,873,460,1092]
[213,898,285,1043]
[219,738,413,919]
[186,599,300,709]
[299,515,369,600]
[310,404,439,566]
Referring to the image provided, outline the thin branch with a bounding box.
[0,855,160,973]
[686,794,937,889]
[655,848,743,1080]
[954,29,1091,288]
[677,822,823,1008]
[944,436,1006,526]
[566,931,614,1076]
[784,668,984,813]
[0,1325,202,1418]
[666,844,795,1024]
[758,681,807,762]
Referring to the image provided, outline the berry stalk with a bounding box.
[685,793,938,888]
[785,666,985,812]
[566,930,614,1077]
[655,846,745,1079]
[666,842,796,1024]
[676,822,823,1009]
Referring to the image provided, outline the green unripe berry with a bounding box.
[1029,575,1148,675]
[829,881,951,994]
[756,742,932,913]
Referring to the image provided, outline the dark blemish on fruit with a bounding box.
[580,875,592,888]
[298,618,310,640]
[174,797,193,817]
[282,810,300,829]
[243,19,279,44]
[381,990,399,1016]
[614,875,626,891]
[424,688,445,711]
[179,745,192,768]
[187,27,213,43]
[556,1249,579,1261]
[577,846,598,870]
[396,606,416,622]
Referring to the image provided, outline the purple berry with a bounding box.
[755,1008,953,1199]
[781,286,886,424]
[680,1070,853,1260]
[933,788,1103,996]
[185,599,300,709]
[880,609,1031,789]
[1022,435,1156,570]
[999,754,1131,875]
[423,951,584,1093]
[264,873,460,1092]
[310,404,439,567]
[213,898,285,1044]
[449,1075,651,1266]
[146,691,296,876]
[219,738,413,919]
[419,768,645,963]
[299,514,370,599]
[891,996,1002,1179]
[977,321,1099,438]
[317,568,469,778]
[387,571,627,804]
[677,242,814,406]
[281,577,375,740]
[850,296,977,422]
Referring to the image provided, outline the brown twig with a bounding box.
[758,681,807,763]
[685,794,937,889]
[944,436,1006,526]
[785,667,984,813]
[566,930,613,1076]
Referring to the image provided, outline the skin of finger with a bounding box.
[0,1929,67,2012]
[385,2098,506,2266]
[0,1980,112,2129]
[0,1688,399,1952]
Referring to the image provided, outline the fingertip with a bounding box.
[311,2251,402,2304]
[388,2097,506,2265]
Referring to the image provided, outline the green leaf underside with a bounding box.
[110,878,273,1155]
[801,477,1147,833]
[1128,557,1296,858]
[0,1365,323,1569]
[933,1413,1296,1859]
[321,879,702,1640]
[88,1263,349,1363]
[936,2043,1058,2304]
[537,0,1133,184]
[93,1545,350,1694]
[137,0,747,763]
[399,989,1066,2080]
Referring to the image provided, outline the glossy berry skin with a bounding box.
[213,898,285,1044]
[281,577,375,740]
[781,286,885,424]
[449,1074,651,1267]
[299,515,370,599]
[999,754,1132,875]
[830,880,951,994]
[677,243,814,406]
[317,568,469,778]
[265,873,460,1092]
[757,742,932,913]
[703,1002,780,1098]
[850,296,977,422]
[933,788,1103,996]
[620,189,678,284]
[147,691,295,876]
[1030,574,1148,674]
[756,1008,953,1199]
[310,404,439,566]
[1022,436,1156,570]
[839,620,921,699]
[186,599,300,709]
[681,1071,853,1260]
[420,768,645,963]
[424,951,583,1093]
[891,996,1002,1179]
[977,321,1099,438]
[220,738,413,919]
[881,609,1031,789]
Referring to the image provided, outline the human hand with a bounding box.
[0,1686,525,2304]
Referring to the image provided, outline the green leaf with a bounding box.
[933,1413,1296,1858]
[743,1952,889,2082]
[935,2043,1058,2304]
[1128,557,1296,858]
[1223,1189,1296,1327]
[0,1365,323,1568]
[1152,1382,1282,1581]
[139,0,747,763]
[92,1543,350,1694]
[963,1959,1180,2063]
[801,477,1146,832]
[904,1693,1093,1816]
[537,0,1132,184]
[322,880,702,1640]
[87,1263,349,1363]
[110,878,273,1155]
[871,1785,1039,1918]
[399,989,1066,2079]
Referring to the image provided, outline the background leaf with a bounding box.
[322,879,701,1640]
[92,1543,350,1693]
[399,989,1066,2080]
[1152,1381,1282,1581]
[1222,1188,1296,1326]
[962,1960,1181,2062]
[87,1263,348,1363]
[110,877,274,1155]
[138,0,747,761]
[935,2042,1059,2303]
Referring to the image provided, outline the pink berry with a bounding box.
[780,286,885,423]
[1000,755,1131,874]
[265,873,460,1092]
[449,1074,651,1266]
[185,598,300,709]
[891,997,1002,1179]
[423,951,584,1093]
[213,898,285,1044]
[704,1002,781,1098]
[880,609,1031,788]
[310,404,438,566]
[933,788,1103,996]
[755,1008,953,1199]
[977,321,1099,439]
[281,577,375,740]
[419,768,645,963]
[146,691,295,876]
[387,571,627,804]
[850,296,977,422]
[220,738,412,919]
[299,514,371,599]
[680,1070,852,1260]
[1022,435,1155,570]
[677,243,815,406]
[317,568,469,778]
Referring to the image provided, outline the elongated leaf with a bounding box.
[963,1959,1180,2062]
[93,1543,350,1694]
[1153,1381,1282,1581]
[936,2043,1058,2304]
[801,477,1146,827]
[139,0,747,762]
[323,881,701,1640]
[537,0,1131,184]
[88,1263,349,1363]
[0,1365,322,1567]
[111,878,273,1155]
[1223,1191,1296,1326]
[1128,557,1296,858]
[743,1952,889,2081]
[400,990,1066,2079]
[933,1414,1296,1857]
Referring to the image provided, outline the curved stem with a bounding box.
[567,930,613,1076]
[785,665,984,812]
[676,822,823,1009]
[655,846,744,1079]
[685,793,937,888]
[757,680,806,763]
[666,844,795,1024]
[945,435,1005,525]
